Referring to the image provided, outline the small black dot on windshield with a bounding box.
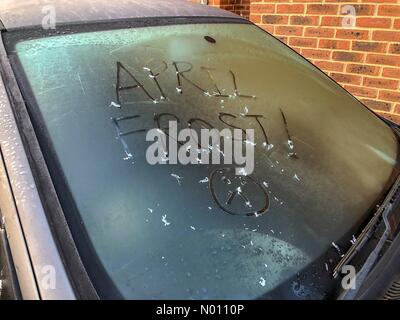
[204,36,216,44]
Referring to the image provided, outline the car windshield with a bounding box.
[4,21,399,299]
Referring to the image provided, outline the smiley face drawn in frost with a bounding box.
[209,167,269,217]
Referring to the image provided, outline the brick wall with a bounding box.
[199,0,400,123]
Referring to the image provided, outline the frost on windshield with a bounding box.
[12,22,398,299]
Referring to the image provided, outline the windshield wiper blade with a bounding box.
[332,173,400,298]
[333,125,400,279]
[332,176,398,278]
[340,202,394,299]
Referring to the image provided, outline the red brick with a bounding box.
[305,27,335,38]
[346,64,380,76]
[301,48,331,60]
[395,19,400,30]
[321,16,343,27]
[277,4,304,14]
[356,17,391,29]
[250,14,262,24]
[275,26,303,36]
[379,90,400,103]
[292,0,324,2]
[336,29,369,40]
[382,67,400,79]
[332,51,364,63]
[290,15,319,26]
[352,4,375,16]
[262,15,288,24]
[319,39,350,50]
[389,43,400,55]
[378,5,400,16]
[306,4,338,14]
[363,77,399,90]
[366,54,400,67]
[251,3,275,14]
[330,72,362,85]
[360,99,392,112]
[342,0,396,2]
[289,37,318,48]
[314,60,345,72]
[344,85,378,99]
[373,31,400,42]
[352,41,387,53]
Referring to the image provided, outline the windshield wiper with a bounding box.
[333,171,400,299]
[332,174,400,279]
[333,124,400,277]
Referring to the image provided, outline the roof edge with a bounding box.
[0,0,243,30]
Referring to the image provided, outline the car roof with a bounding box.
[0,0,243,31]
